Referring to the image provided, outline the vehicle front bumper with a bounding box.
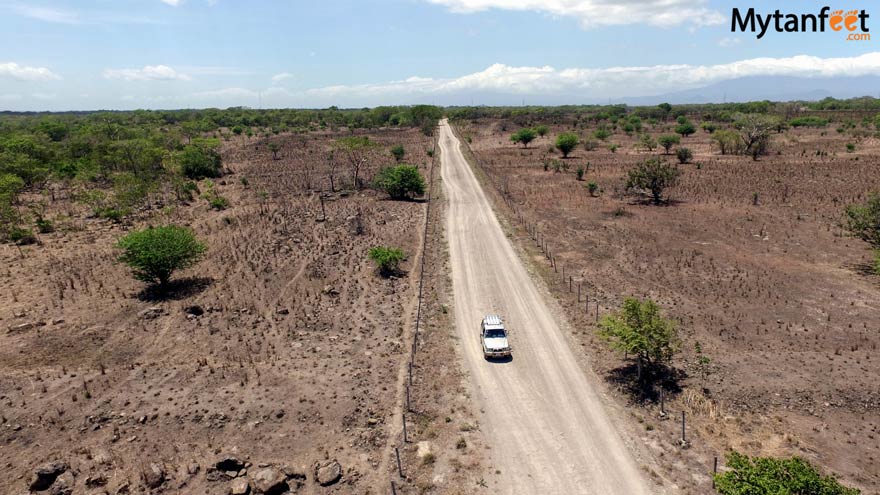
[484,349,511,358]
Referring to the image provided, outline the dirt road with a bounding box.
[439,119,654,494]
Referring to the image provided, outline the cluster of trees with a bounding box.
[845,193,880,274]
[0,106,440,243]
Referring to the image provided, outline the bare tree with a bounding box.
[333,136,377,190]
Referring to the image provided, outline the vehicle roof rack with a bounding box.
[484,314,503,326]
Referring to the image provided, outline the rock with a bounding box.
[143,463,165,488]
[184,305,205,317]
[276,308,289,315]
[187,463,200,475]
[230,477,250,495]
[92,450,112,465]
[315,460,342,486]
[85,474,108,487]
[50,472,74,495]
[29,461,68,491]
[321,286,339,296]
[9,321,41,334]
[138,307,164,319]
[215,456,245,472]
[252,467,288,494]
[52,318,65,325]
[280,464,307,482]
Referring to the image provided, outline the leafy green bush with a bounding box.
[587,182,599,196]
[625,158,680,204]
[368,246,405,276]
[576,166,585,181]
[658,135,680,154]
[7,226,36,245]
[599,297,679,382]
[510,128,537,148]
[35,217,54,233]
[789,116,829,127]
[374,164,426,200]
[555,133,579,158]
[534,125,549,137]
[208,194,229,210]
[390,144,406,162]
[593,128,611,141]
[714,451,859,495]
[676,147,693,164]
[116,225,206,286]
[179,145,222,180]
[675,121,696,137]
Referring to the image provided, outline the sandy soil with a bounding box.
[439,120,660,494]
[453,114,880,493]
[0,127,433,494]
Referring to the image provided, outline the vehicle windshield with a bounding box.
[486,329,506,338]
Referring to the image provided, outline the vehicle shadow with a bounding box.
[485,355,513,364]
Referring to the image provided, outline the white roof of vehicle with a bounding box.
[483,314,504,326]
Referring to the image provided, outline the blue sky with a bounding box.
[1,0,877,110]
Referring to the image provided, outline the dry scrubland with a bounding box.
[0,126,467,494]
[454,113,880,493]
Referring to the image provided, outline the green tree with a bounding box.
[713,130,741,155]
[657,135,680,154]
[534,125,549,137]
[626,158,680,204]
[675,121,696,137]
[179,144,222,180]
[599,297,679,382]
[267,142,281,160]
[116,225,207,286]
[714,451,860,495]
[593,127,612,141]
[510,128,537,148]
[657,102,672,119]
[373,164,426,200]
[390,144,406,162]
[555,133,579,158]
[639,134,657,152]
[0,173,25,240]
[845,193,880,274]
[368,246,405,276]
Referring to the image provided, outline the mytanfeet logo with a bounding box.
[732,6,870,41]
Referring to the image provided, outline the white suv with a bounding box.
[480,315,511,359]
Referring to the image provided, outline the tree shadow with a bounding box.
[604,361,685,405]
[843,261,878,278]
[626,197,686,207]
[137,277,214,302]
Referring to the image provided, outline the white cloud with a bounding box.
[103,65,191,81]
[192,87,258,99]
[11,5,80,24]
[0,62,61,81]
[302,52,880,101]
[161,0,182,6]
[31,93,57,100]
[271,72,294,83]
[0,94,23,101]
[718,37,742,48]
[425,0,724,28]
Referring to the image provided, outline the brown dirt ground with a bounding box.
[0,127,448,494]
[453,115,880,494]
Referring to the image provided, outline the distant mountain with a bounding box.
[615,76,880,105]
